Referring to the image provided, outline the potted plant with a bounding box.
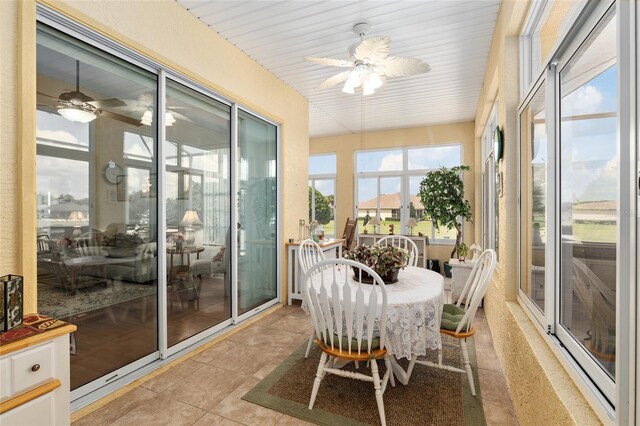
[455,242,469,262]
[418,165,473,276]
[344,244,408,284]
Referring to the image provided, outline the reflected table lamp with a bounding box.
[181,210,203,246]
[406,218,418,235]
[369,217,380,234]
[68,210,85,237]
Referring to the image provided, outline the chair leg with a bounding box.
[460,339,476,396]
[370,360,387,426]
[304,332,314,358]
[383,355,395,388]
[309,352,328,410]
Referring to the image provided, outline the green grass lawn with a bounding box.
[530,221,615,243]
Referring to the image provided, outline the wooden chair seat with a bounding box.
[440,327,476,339]
[317,339,388,361]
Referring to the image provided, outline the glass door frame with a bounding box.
[233,105,282,324]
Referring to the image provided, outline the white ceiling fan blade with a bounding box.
[316,71,352,90]
[380,56,431,77]
[354,36,391,63]
[304,57,355,68]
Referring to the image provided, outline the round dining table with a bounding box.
[307,265,445,385]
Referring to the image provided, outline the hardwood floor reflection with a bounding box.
[47,275,230,390]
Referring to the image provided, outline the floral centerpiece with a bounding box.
[57,235,77,258]
[344,244,408,284]
[172,233,185,250]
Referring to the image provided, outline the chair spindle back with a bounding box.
[303,258,388,355]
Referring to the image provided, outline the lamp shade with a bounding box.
[67,210,86,221]
[369,217,381,226]
[180,210,202,226]
[406,218,418,227]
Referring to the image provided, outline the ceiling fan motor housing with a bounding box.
[352,22,371,37]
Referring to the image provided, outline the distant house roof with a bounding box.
[359,193,424,210]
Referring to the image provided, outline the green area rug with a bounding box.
[38,282,156,319]
[243,335,485,425]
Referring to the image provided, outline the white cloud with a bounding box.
[379,153,403,171]
[36,129,79,144]
[563,84,603,116]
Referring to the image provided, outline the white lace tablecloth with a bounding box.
[306,266,444,360]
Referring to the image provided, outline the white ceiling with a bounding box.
[178,1,501,138]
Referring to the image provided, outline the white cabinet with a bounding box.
[0,322,76,425]
[286,239,344,304]
[356,234,429,268]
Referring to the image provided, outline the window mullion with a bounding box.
[546,63,558,332]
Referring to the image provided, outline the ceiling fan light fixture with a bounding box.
[165,112,176,126]
[367,72,383,90]
[362,83,376,96]
[140,111,176,126]
[346,68,363,88]
[140,110,153,126]
[58,106,98,123]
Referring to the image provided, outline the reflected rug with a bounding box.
[243,335,485,425]
[37,282,156,319]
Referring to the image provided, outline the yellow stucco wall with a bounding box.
[473,1,601,424]
[310,122,476,267]
[0,0,308,313]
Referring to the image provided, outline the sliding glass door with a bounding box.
[237,110,278,315]
[36,24,159,391]
[165,79,231,347]
[35,18,280,401]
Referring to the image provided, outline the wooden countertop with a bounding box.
[0,317,76,356]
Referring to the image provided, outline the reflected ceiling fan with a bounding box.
[305,23,431,95]
[113,92,192,127]
[37,60,141,126]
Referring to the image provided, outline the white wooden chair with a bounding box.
[407,249,496,396]
[298,239,326,358]
[303,258,394,426]
[374,235,419,267]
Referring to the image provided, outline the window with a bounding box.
[309,154,336,238]
[558,10,617,382]
[355,145,463,241]
[481,103,499,257]
[520,81,546,315]
[520,0,586,96]
[518,2,620,410]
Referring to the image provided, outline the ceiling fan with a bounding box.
[304,23,431,95]
[114,92,193,127]
[37,60,141,126]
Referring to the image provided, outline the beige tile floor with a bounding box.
[73,304,517,425]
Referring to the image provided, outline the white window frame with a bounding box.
[481,101,499,254]
[309,153,337,238]
[353,144,464,243]
[520,0,589,99]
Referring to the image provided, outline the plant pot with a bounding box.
[444,262,452,278]
[351,267,399,284]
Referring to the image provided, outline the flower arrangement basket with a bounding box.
[344,244,408,284]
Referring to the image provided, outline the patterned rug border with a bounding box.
[242,339,485,425]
